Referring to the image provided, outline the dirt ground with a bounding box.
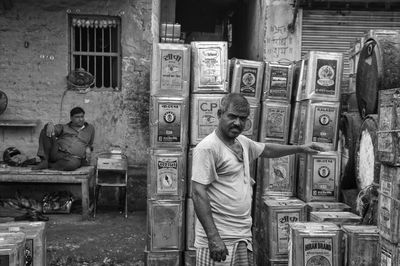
[43,209,147,266]
[0,209,147,266]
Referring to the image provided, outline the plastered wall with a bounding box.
[0,0,154,168]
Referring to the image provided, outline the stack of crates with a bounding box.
[0,221,47,266]
[377,87,400,265]
[255,61,303,266]
[146,42,191,264]
[185,41,229,265]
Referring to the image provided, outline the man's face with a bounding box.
[71,113,85,127]
[218,103,249,139]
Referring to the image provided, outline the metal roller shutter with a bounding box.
[301,10,400,91]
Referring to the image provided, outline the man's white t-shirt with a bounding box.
[192,131,265,248]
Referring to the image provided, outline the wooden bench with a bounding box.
[0,166,95,219]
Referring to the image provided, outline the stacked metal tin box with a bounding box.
[286,51,384,266]
[185,41,230,265]
[255,61,303,266]
[147,43,191,264]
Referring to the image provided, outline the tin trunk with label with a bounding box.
[342,225,380,266]
[259,155,296,196]
[242,103,260,140]
[231,59,264,102]
[288,222,342,266]
[147,200,184,251]
[185,197,196,250]
[145,249,182,266]
[190,94,223,145]
[151,43,191,97]
[378,192,400,243]
[150,96,189,148]
[0,222,46,266]
[298,100,340,151]
[297,51,343,101]
[263,62,294,102]
[191,42,228,93]
[260,101,291,144]
[0,232,26,266]
[378,88,400,166]
[297,152,340,202]
[310,212,362,226]
[148,149,186,200]
[306,202,351,221]
[380,237,400,266]
[262,198,306,260]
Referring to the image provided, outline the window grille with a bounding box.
[69,15,121,90]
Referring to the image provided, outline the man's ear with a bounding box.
[217,109,222,118]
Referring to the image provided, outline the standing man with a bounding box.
[32,107,95,171]
[192,93,322,265]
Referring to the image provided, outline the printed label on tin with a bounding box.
[243,107,256,138]
[265,106,287,139]
[198,48,223,86]
[379,194,392,233]
[277,212,300,253]
[265,156,291,192]
[378,106,394,153]
[315,59,337,95]
[300,60,308,98]
[269,66,289,98]
[304,238,333,266]
[156,157,178,194]
[381,246,392,266]
[240,67,258,97]
[0,255,9,266]
[157,103,182,143]
[197,99,220,139]
[160,50,184,91]
[312,158,336,197]
[312,106,337,144]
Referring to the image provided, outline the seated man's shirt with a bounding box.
[54,122,95,158]
[192,131,264,248]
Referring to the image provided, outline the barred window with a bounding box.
[69,15,121,90]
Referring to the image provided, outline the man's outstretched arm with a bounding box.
[192,181,229,262]
[260,143,324,158]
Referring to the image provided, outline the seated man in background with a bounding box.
[32,107,95,171]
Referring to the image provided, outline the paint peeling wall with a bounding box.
[0,0,154,167]
[263,0,301,62]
